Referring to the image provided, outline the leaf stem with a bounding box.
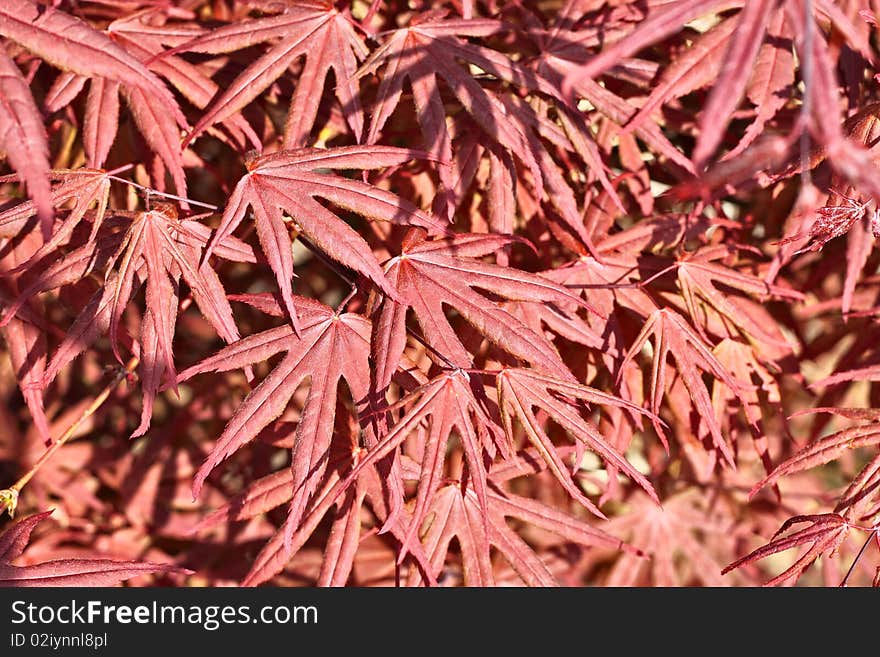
[360,0,383,32]
[105,176,220,210]
[297,235,357,289]
[799,0,814,188]
[0,357,139,518]
[335,286,359,314]
[404,326,458,370]
[104,163,135,177]
[839,525,878,587]
[296,234,360,314]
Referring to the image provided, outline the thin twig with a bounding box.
[295,234,361,314]
[404,326,458,370]
[104,163,135,177]
[106,176,220,210]
[839,526,878,587]
[799,0,814,189]
[335,286,359,314]
[296,234,357,289]
[361,0,383,30]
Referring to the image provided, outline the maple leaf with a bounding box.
[200,361,648,584]
[0,0,188,194]
[497,367,659,514]
[0,0,182,112]
[556,0,873,186]
[163,0,366,149]
[191,443,434,587]
[374,233,591,377]
[533,10,696,179]
[2,206,254,436]
[674,245,803,347]
[0,47,52,238]
[106,12,260,153]
[722,513,852,586]
[39,70,188,195]
[360,15,532,162]
[342,366,658,524]
[119,209,247,436]
[357,12,621,225]
[749,422,880,499]
[206,146,447,331]
[355,370,504,560]
[620,307,752,466]
[0,168,112,268]
[599,490,739,587]
[0,510,189,586]
[778,193,880,256]
[177,296,373,520]
[406,483,640,586]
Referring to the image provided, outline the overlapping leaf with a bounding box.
[407,483,640,586]
[207,146,447,331]
[497,367,659,515]
[620,307,752,466]
[107,13,259,152]
[721,513,852,586]
[2,206,254,436]
[374,233,589,377]
[178,296,373,528]
[0,168,111,265]
[0,48,52,237]
[360,14,540,189]
[358,12,620,229]
[163,1,366,148]
[0,510,188,586]
[600,490,738,586]
[0,0,183,114]
[356,370,503,559]
[749,422,880,498]
[191,443,434,587]
[675,246,803,347]
[0,0,188,194]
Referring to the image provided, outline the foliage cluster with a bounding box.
[1,0,879,587]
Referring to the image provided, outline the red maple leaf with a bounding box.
[205,146,447,331]
[0,510,189,586]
